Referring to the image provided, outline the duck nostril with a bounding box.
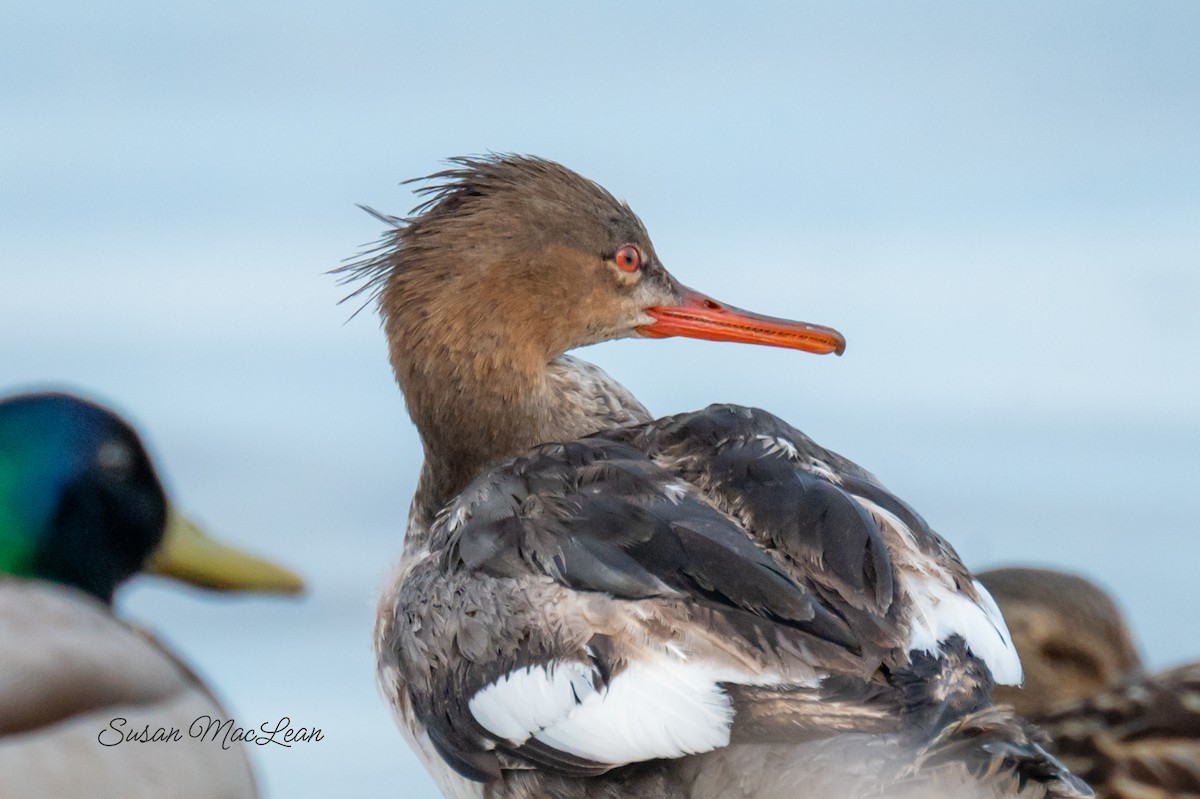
[702,299,721,310]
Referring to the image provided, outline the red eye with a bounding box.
[615,245,642,273]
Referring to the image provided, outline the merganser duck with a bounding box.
[0,392,304,799]
[979,567,1200,799]
[345,155,1091,798]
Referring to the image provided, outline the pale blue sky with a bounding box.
[2,3,1198,797]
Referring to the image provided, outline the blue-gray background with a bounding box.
[3,3,1198,796]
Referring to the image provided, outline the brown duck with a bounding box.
[344,155,1091,799]
[979,567,1200,799]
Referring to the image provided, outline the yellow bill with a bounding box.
[146,506,304,595]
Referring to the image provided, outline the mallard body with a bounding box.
[0,392,302,799]
[0,580,256,799]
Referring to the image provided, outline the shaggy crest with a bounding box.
[333,154,635,318]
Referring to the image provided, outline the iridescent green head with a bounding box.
[0,392,166,602]
[0,392,304,604]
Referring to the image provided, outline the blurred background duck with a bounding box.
[0,391,304,799]
[978,567,1200,799]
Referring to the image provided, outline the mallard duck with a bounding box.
[344,155,1090,798]
[979,567,1200,799]
[0,391,304,799]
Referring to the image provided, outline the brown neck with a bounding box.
[392,331,653,544]
[393,333,546,507]
[375,231,655,545]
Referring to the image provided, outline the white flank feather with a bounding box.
[466,650,792,766]
[468,662,597,743]
[531,656,735,764]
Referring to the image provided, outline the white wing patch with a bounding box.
[468,651,783,766]
[532,657,735,764]
[902,573,1023,686]
[854,498,1023,686]
[468,661,597,743]
[968,579,1023,686]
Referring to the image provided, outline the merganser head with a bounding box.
[341,156,848,502]
[0,392,304,602]
[343,155,845,374]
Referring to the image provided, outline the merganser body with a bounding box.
[344,156,1090,799]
